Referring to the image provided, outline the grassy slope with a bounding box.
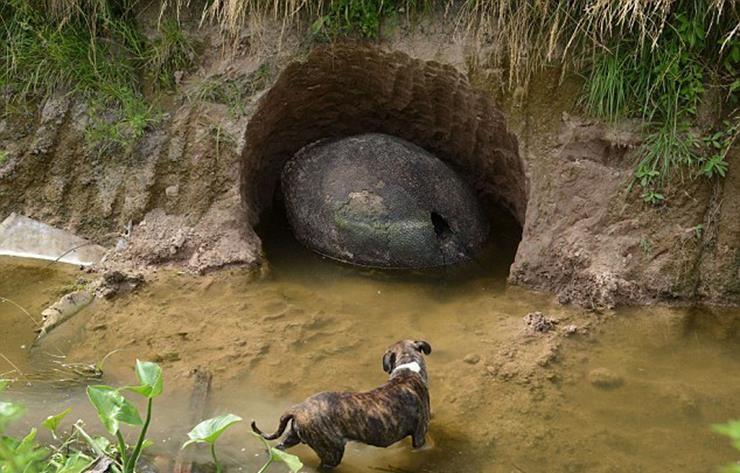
[1,0,738,200]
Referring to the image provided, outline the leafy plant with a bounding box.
[41,408,72,439]
[310,0,428,39]
[641,190,665,205]
[701,120,738,178]
[583,1,739,203]
[0,381,50,473]
[252,432,303,473]
[713,420,740,473]
[183,414,242,473]
[0,151,8,166]
[182,415,303,473]
[86,360,163,473]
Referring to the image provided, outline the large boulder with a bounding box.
[281,133,489,268]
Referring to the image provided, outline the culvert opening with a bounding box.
[243,45,528,277]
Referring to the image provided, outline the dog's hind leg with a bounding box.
[276,425,301,450]
[304,435,345,469]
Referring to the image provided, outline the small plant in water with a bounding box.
[86,360,163,473]
[2,362,301,472]
[714,420,740,472]
[183,415,303,472]
[251,432,303,473]
[183,414,242,473]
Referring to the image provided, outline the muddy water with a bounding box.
[0,257,82,378]
[1,227,739,472]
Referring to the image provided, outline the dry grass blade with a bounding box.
[0,296,41,328]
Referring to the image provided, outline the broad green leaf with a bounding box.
[42,407,72,433]
[713,420,740,439]
[0,400,25,430]
[91,435,112,453]
[270,446,303,472]
[183,414,242,447]
[16,427,37,454]
[252,432,303,472]
[87,385,143,435]
[126,360,163,399]
[57,452,92,473]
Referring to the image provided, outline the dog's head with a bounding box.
[382,339,432,383]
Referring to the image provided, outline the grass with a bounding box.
[186,63,273,116]
[144,19,197,88]
[583,1,739,202]
[1,0,738,198]
[0,0,194,156]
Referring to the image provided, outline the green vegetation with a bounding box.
[0,362,303,472]
[0,0,194,155]
[0,151,8,166]
[714,420,740,472]
[310,0,431,39]
[182,415,302,473]
[187,63,273,117]
[1,0,737,200]
[583,1,739,202]
[183,414,243,473]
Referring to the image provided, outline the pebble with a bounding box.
[588,367,624,390]
[463,353,481,365]
[165,185,179,198]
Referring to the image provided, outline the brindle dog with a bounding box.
[251,339,432,469]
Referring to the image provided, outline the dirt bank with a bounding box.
[0,23,737,307]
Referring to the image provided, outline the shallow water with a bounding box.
[1,222,739,472]
[0,257,82,378]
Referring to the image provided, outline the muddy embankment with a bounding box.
[0,24,738,308]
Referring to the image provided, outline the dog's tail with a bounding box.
[251,413,293,440]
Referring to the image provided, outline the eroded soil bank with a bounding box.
[1,24,737,308]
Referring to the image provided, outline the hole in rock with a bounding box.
[431,212,452,241]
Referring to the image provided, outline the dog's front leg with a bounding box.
[412,421,428,449]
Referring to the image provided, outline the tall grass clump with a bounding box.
[0,0,195,155]
[582,1,738,202]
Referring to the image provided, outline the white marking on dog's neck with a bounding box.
[392,361,421,375]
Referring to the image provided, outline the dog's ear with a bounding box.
[382,351,395,373]
[414,340,432,355]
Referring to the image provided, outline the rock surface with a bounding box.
[282,134,489,268]
[523,311,559,334]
